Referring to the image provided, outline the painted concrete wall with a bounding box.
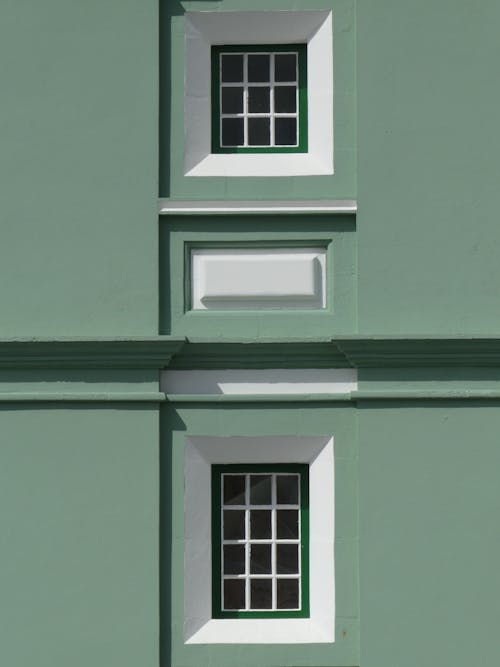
[0,405,159,667]
[1,1,500,666]
[0,0,158,336]
[357,0,500,334]
[359,404,500,667]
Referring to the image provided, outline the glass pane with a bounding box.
[224,579,245,610]
[247,54,270,82]
[248,86,270,113]
[248,118,270,146]
[250,509,271,539]
[250,543,272,574]
[221,54,243,82]
[276,474,299,504]
[221,118,244,147]
[224,544,246,574]
[275,53,297,82]
[223,474,246,504]
[274,86,297,113]
[276,509,299,539]
[277,578,299,609]
[250,578,272,609]
[221,87,244,114]
[249,474,272,503]
[276,544,299,574]
[224,510,245,540]
[274,118,297,146]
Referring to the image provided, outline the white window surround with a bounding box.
[184,11,333,177]
[184,435,335,644]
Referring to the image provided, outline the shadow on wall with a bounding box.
[159,407,187,667]
[159,0,223,197]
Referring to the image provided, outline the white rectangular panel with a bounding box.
[191,248,327,310]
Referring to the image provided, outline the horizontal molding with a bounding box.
[170,341,350,369]
[159,199,357,215]
[164,393,352,402]
[165,391,500,402]
[0,392,166,402]
[0,337,184,369]
[337,337,500,367]
[3,337,500,371]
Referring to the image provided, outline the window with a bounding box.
[212,45,307,153]
[183,11,333,177]
[212,464,309,618]
[183,435,335,644]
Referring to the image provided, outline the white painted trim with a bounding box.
[184,436,335,644]
[161,369,358,396]
[184,11,333,177]
[191,247,327,311]
[158,199,357,215]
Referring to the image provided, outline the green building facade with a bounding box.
[1,1,500,666]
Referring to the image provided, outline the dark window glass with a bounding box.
[274,118,297,146]
[221,54,243,82]
[248,86,270,113]
[223,474,246,504]
[224,510,245,540]
[276,474,299,504]
[274,86,296,113]
[224,579,245,610]
[250,510,272,539]
[249,474,272,503]
[276,544,299,574]
[221,118,244,146]
[277,579,299,609]
[276,509,299,539]
[275,53,297,82]
[221,87,244,114]
[248,118,270,146]
[248,54,270,82]
[224,544,246,574]
[250,579,272,609]
[250,544,272,574]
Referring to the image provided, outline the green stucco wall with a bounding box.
[1,0,500,666]
[359,403,500,667]
[357,0,500,334]
[0,405,159,667]
[0,0,158,336]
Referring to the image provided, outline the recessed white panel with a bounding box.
[191,248,327,310]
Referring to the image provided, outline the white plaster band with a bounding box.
[161,369,357,396]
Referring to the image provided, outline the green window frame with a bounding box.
[211,45,308,154]
[211,463,310,619]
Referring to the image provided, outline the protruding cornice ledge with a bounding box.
[159,199,357,216]
[1,336,500,370]
[335,336,500,367]
[0,337,184,369]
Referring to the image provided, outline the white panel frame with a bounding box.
[184,435,335,644]
[191,247,327,311]
[184,11,333,177]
